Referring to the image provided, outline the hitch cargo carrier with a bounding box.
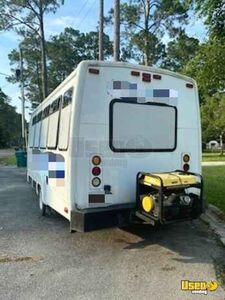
[136,171,204,225]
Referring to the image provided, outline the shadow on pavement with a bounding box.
[119,221,224,265]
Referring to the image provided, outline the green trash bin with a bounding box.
[15,149,27,167]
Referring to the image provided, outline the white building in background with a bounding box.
[207,140,220,150]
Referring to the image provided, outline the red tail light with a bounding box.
[183,163,190,172]
[92,167,101,176]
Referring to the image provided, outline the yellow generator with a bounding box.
[136,170,203,224]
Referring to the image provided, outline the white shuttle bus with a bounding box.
[27,61,204,232]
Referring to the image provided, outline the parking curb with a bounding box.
[200,205,225,247]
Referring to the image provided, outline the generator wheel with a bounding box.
[38,188,47,216]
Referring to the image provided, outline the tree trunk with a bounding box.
[99,0,104,60]
[144,33,151,66]
[36,62,43,102]
[39,2,48,100]
[114,0,120,61]
[144,0,151,66]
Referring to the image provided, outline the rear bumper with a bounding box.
[70,203,135,232]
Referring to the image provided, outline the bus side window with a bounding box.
[47,97,61,149]
[33,111,42,148]
[40,105,50,149]
[58,88,73,151]
[29,115,36,148]
[29,115,38,148]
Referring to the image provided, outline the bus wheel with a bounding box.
[38,189,47,216]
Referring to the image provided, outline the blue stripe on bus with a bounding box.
[48,170,65,178]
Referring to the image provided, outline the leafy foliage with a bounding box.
[0,0,63,33]
[162,31,199,72]
[108,0,192,65]
[184,40,225,98]
[8,31,43,108]
[201,94,225,143]
[0,0,64,99]
[47,29,112,90]
[7,28,113,108]
[0,89,21,147]
[195,0,225,39]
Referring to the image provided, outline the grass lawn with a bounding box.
[0,155,16,166]
[202,166,225,214]
[202,152,225,162]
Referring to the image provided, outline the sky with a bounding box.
[0,0,207,120]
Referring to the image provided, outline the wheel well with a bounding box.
[37,184,41,195]
[32,180,36,190]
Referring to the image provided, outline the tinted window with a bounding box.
[110,100,177,152]
[58,88,74,150]
[50,98,61,114]
[62,88,73,108]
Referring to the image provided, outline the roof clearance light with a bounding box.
[186,83,193,88]
[142,73,151,82]
[92,155,101,165]
[131,70,140,76]
[153,74,162,80]
[89,68,100,75]
[92,177,101,187]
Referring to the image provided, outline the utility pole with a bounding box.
[114,0,120,61]
[19,46,27,149]
[99,0,104,60]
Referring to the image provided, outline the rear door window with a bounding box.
[110,100,177,152]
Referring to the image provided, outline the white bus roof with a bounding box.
[31,60,197,116]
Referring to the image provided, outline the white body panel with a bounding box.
[27,61,201,222]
